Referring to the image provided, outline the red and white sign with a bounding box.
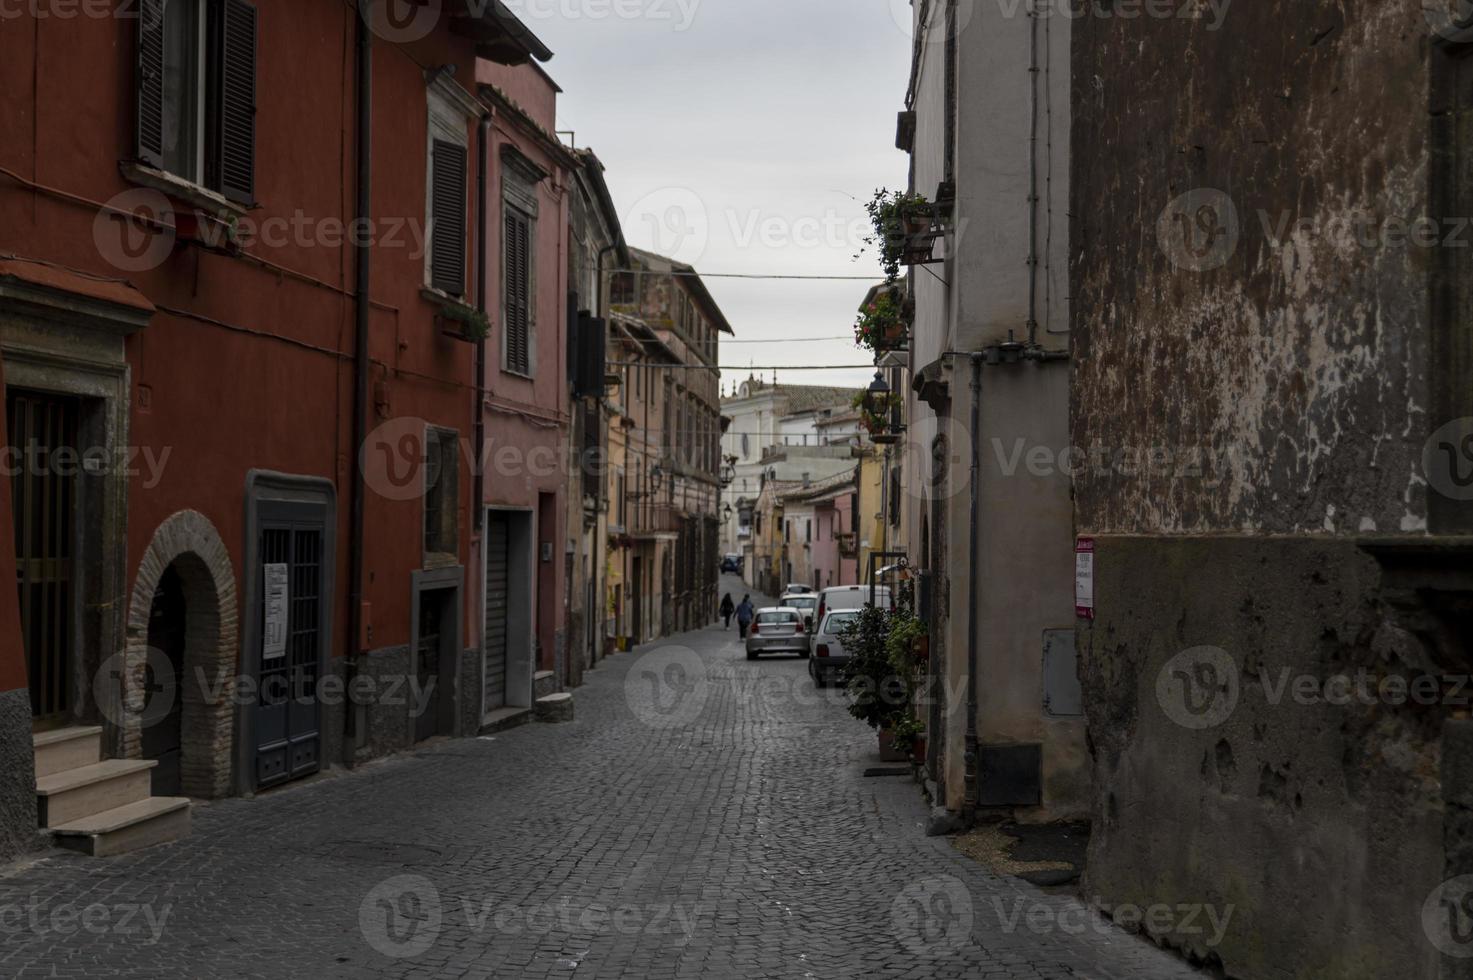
[1075,537,1095,620]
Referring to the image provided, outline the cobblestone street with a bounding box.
[0,579,1201,980]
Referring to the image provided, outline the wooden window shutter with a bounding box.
[136,0,166,167]
[431,140,468,297]
[214,0,258,203]
[504,210,531,374]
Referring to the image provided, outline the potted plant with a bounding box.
[838,605,908,759]
[883,609,929,759]
[863,188,937,281]
[853,390,902,444]
[853,288,908,353]
[437,301,491,343]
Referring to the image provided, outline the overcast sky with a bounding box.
[513,0,913,391]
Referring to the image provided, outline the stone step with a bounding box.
[532,670,558,700]
[32,726,103,779]
[50,796,191,858]
[36,759,156,828]
[479,706,533,735]
[535,692,574,724]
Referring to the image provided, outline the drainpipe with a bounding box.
[592,244,618,662]
[473,112,493,533]
[1025,0,1041,347]
[963,352,982,819]
[346,9,372,762]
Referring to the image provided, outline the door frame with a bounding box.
[409,566,462,744]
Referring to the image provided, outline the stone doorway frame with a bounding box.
[125,510,239,799]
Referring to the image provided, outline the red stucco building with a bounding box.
[0,1,587,859]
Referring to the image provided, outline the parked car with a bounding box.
[779,593,819,631]
[813,584,894,626]
[745,607,810,660]
[720,553,742,573]
[809,609,863,687]
[783,583,814,594]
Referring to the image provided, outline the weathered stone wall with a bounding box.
[1080,536,1444,976]
[0,689,41,863]
[1071,1,1433,536]
[1070,2,1465,975]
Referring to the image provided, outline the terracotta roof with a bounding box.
[780,467,857,502]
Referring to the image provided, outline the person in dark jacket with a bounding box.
[720,593,735,629]
[735,595,755,639]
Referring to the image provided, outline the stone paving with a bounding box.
[0,577,1205,979]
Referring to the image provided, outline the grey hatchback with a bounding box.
[744,607,810,660]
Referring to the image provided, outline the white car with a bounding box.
[808,609,862,687]
[779,592,819,631]
[813,584,894,626]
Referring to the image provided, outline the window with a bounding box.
[806,520,812,543]
[429,140,468,296]
[504,208,532,374]
[424,427,459,557]
[425,77,477,298]
[136,0,257,202]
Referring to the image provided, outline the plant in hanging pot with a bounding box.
[853,288,909,353]
[853,390,902,443]
[863,188,936,281]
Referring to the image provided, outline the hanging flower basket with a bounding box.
[854,289,910,353]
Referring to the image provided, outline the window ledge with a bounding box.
[423,551,460,571]
[120,161,249,220]
[501,367,535,381]
[420,287,473,311]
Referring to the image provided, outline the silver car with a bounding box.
[745,607,810,660]
[808,609,862,687]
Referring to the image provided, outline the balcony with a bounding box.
[631,503,682,539]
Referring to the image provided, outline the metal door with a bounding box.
[253,511,324,789]
[7,390,78,727]
[415,590,444,743]
[143,565,186,795]
[483,514,509,710]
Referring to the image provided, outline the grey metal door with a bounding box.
[253,508,324,789]
[483,514,509,710]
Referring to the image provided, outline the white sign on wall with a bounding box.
[1074,538,1095,620]
[263,563,290,660]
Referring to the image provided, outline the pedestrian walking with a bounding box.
[720,593,735,629]
[736,595,755,639]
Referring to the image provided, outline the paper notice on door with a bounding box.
[1075,538,1095,620]
[263,562,290,659]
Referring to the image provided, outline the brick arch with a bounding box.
[124,510,239,799]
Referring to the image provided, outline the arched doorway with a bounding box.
[143,565,186,795]
[124,511,239,799]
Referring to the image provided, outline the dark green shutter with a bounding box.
[215,0,257,203]
[136,0,165,166]
[431,140,468,297]
[504,210,531,373]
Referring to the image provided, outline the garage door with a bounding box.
[483,514,509,710]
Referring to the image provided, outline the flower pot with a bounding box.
[878,728,908,763]
[912,634,929,662]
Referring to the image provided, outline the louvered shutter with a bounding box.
[431,140,468,296]
[215,0,257,203]
[136,0,165,166]
[504,211,531,374]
